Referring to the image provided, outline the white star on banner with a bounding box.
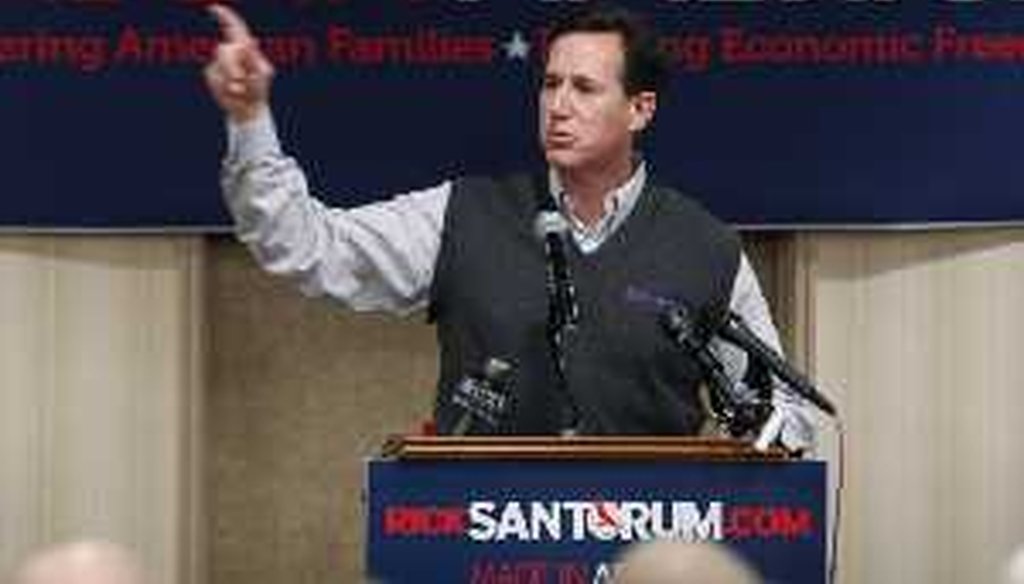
[503,30,530,61]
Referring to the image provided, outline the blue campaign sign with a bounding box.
[3,1,1024,229]
[365,459,827,583]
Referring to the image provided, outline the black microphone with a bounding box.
[662,305,773,436]
[716,311,838,417]
[533,206,582,433]
[534,209,579,332]
[660,306,734,400]
[450,358,513,435]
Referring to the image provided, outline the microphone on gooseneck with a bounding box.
[533,194,582,434]
[660,304,742,424]
[533,203,579,333]
[450,358,514,435]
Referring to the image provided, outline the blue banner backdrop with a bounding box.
[3,0,1024,229]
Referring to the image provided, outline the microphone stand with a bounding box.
[547,297,579,436]
[535,206,582,436]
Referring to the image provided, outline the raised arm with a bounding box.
[203,5,448,314]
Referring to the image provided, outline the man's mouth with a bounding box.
[545,130,575,148]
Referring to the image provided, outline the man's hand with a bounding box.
[204,4,274,123]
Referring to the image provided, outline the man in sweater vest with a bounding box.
[204,3,815,448]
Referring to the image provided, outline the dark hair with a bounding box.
[546,3,669,96]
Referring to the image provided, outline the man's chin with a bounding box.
[544,151,579,171]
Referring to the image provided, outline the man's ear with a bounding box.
[628,91,657,133]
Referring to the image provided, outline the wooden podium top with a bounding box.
[380,435,791,461]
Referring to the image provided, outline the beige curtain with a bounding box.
[0,236,204,584]
[802,229,1024,583]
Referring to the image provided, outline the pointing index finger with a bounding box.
[208,4,253,44]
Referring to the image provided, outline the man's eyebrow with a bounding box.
[569,73,603,85]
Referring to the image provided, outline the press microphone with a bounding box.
[717,311,838,417]
[534,209,579,331]
[450,358,513,435]
[660,306,734,400]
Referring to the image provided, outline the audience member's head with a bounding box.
[615,539,762,584]
[10,540,143,584]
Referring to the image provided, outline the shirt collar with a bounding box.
[548,160,648,248]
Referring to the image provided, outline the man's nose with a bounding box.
[548,86,573,116]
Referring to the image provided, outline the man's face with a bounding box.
[539,32,655,175]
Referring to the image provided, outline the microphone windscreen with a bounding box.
[533,210,570,241]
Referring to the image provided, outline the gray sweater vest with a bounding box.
[429,174,740,435]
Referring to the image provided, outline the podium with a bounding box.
[365,436,826,583]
